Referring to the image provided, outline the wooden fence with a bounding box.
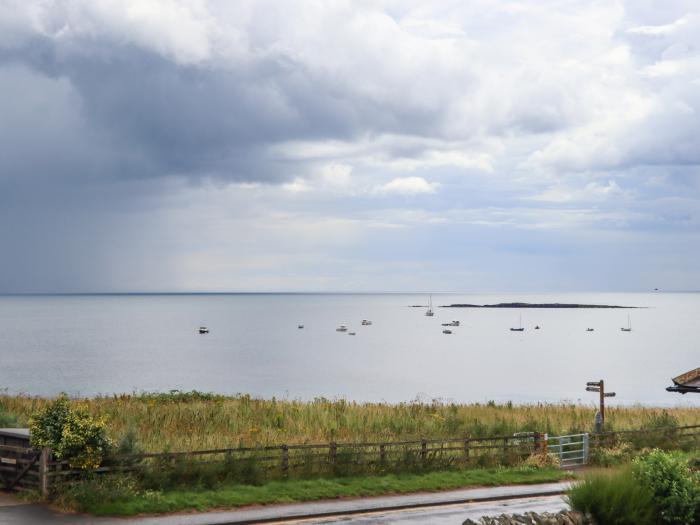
[594,423,700,448]
[40,433,543,495]
[5,424,700,497]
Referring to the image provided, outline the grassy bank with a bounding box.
[1,391,697,451]
[57,466,570,516]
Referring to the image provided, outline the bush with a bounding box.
[588,441,635,467]
[523,452,559,469]
[570,450,700,525]
[29,394,113,469]
[52,474,148,512]
[568,469,656,525]
[632,449,700,525]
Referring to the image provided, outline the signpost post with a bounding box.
[586,380,616,431]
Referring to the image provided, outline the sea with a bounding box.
[0,292,697,406]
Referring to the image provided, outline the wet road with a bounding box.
[283,495,568,524]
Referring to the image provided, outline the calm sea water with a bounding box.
[0,293,697,406]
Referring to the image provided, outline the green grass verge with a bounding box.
[69,467,570,516]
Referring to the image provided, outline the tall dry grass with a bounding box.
[1,391,698,452]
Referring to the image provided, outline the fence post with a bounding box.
[463,437,470,462]
[281,445,289,477]
[421,439,427,466]
[379,444,386,465]
[329,442,337,465]
[39,448,50,498]
[583,433,589,465]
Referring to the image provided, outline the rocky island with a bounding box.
[441,302,638,308]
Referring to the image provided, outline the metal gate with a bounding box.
[545,433,589,468]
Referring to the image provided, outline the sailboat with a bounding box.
[510,314,525,332]
[425,295,434,317]
[621,314,632,332]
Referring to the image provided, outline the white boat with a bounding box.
[621,315,632,332]
[336,324,348,332]
[441,320,460,327]
[586,328,594,332]
[510,315,525,332]
[348,331,356,336]
[198,326,209,334]
[361,320,373,326]
[298,324,304,329]
[442,329,452,334]
[425,295,434,317]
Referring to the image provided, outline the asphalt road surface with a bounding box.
[280,495,568,524]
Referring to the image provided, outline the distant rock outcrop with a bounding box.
[443,302,634,309]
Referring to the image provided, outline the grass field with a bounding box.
[1,391,697,452]
[55,466,571,516]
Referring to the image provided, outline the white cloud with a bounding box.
[372,177,440,196]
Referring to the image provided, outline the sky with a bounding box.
[1,0,699,293]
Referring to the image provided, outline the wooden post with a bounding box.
[39,448,50,498]
[463,437,470,462]
[379,444,386,464]
[599,379,605,431]
[533,432,540,455]
[420,439,427,466]
[329,442,337,465]
[281,445,289,477]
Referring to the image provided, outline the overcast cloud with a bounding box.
[1,0,699,292]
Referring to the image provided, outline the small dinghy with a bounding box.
[198,327,209,334]
[442,329,452,334]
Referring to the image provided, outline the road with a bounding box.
[277,495,568,524]
[0,482,572,524]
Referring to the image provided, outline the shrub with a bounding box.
[523,452,559,469]
[52,474,146,512]
[632,449,700,525]
[29,394,113,469]
[588,441,635,467]
[567,469,656,525]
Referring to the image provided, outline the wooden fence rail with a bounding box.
[5,424,700,497]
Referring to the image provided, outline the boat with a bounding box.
[586,328,594,332]
[361,320,373,326]
[510,315,525,332]
[348,331,356,336]
[198,327,209,334]
[534,325,540,330]
[441,320,460,327]
[621,315,632,332]
[336,324,348,332]
[442,329,452,334]
[298,325,304,329]
[425,295,434,317]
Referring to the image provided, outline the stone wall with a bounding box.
[463,511,594,525]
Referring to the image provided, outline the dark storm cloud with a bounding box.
[0,1,699,293]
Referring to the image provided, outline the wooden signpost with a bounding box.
[586,379,616,431]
